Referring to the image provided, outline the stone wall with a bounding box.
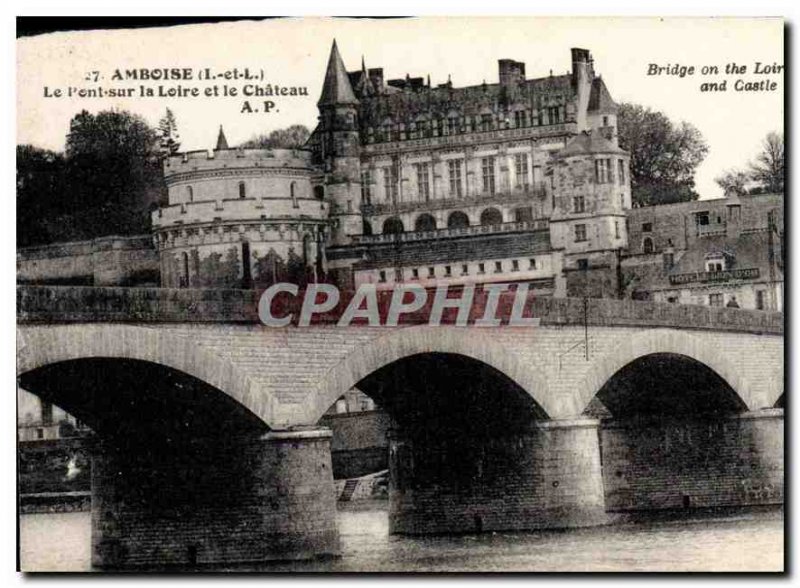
[600,410,783,511]
[17,236,158,287]
[318,411,392,479]
[388,419,607,534]
[91,430,338,568]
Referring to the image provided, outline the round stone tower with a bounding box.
[152,130,328,289]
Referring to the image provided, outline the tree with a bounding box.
[157,108,181,156]
[749,131,784,194]
[617,103,709,206]
[64,109,165,236]
[16,145,69,246]
[238,124,310,149]
[715,168,750,196]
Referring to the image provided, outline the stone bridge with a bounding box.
[17,286,784,568]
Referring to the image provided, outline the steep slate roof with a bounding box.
[588,77,618,113]
[215,125,229,150]
[318,40,359,107]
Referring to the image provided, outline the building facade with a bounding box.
[17,41,784,314]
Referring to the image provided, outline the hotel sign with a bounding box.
[669,267,760,285]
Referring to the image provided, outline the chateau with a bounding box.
[17,41,784,313]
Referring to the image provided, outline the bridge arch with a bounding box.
[17,324,272,429]
[576,328,751,415]
[298,325,553,427]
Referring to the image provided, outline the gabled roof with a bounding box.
[588,77,618,114]
[557,131,625,158]
[318,40,359,107]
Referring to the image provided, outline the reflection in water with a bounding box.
[19,503,783,572]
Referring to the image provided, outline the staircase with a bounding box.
[339,479,359,502]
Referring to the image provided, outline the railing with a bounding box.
[352,219,549,245]
[17,285,784,335]
[152,197,326,228]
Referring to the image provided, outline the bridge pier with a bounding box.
[388,417,607,535]
[600,408,784,512]
[91,428,339,569]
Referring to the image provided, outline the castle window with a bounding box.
[361,170,372,205]
[461,264,469,275]
[447,116,459,135]
[447,210,470,229]
[383,165,399,203]
[642,222,652,232]
[643,237,654,254]
[241,241,252,288]
[382,217,404,235]
[574,224,587,242]
[411,268,419,280]
[547,106,561,124]
[494,261,502,273]
[414,213,436,232]
[290,182,298,208]
[480,207,503,226]
[480,114,493,132]
[705,257,725,272]
[414,162,431,201]
[595,159,612,183]
[577,259,589,270]
[615,221,621,239]
[537,110,544,126]
[395,268,402,281]
[379,270,386,283]
[428,266,435,277]
[238,182,246,199]
[436,119,444,137]
[514,110,528,128]
[514,154,529,189]
[709,293,723,307]
[573,196,586,213]
[529,258,537,269]
[695,211,710,226]
[445,265,452,277]
[618,160,626,184]
[603,116,609,126]
[481,157,496,195]
[511,260,520,271]
[314,186,325,200]
[186,185,194,202]
[478,262,485,274]
[448,159,463,198]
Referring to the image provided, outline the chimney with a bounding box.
[499,59,526,87]
[570,48,594,132]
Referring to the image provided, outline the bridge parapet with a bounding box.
[17,285,783,335]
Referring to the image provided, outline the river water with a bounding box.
[19,503,783,572]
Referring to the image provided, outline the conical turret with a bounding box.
[215,125,229,150]
[318,40,359,107]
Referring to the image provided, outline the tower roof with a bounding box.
[215,125,229,150]
[557,130,625,158]
[318,40,359,107]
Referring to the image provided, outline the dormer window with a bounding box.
[705,255,726,272]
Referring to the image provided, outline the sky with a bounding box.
[17,16,784,199]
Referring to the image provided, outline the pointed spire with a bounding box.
[427,74,431,87]
[318,39,359,107]
[215,125,229,150]
[355,53,375,97]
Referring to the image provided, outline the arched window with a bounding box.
[447,210,470,229]
[238,182,246,199]
[643,237,654,254]
[382,217,405,235]
[186,186,193,202]
[290,182,298,208]
[480,208,503,226]
[414,214,437,232]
